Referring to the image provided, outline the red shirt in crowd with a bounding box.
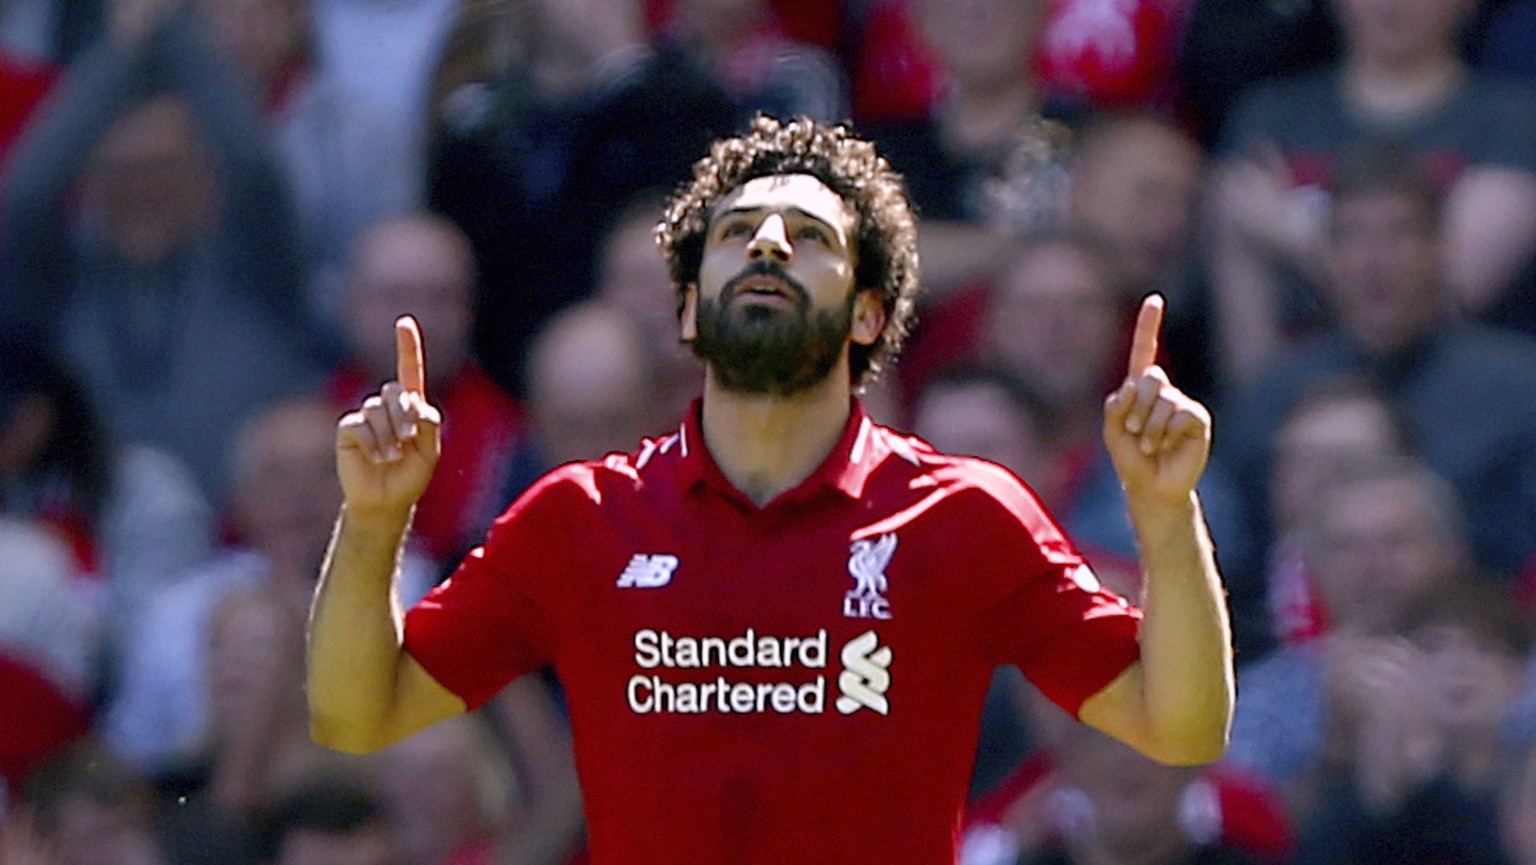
[328,362,522,563]
[404,401,1141,864]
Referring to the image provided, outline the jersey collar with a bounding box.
[674,397,880,507]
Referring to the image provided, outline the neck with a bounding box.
[1343,52,1465,120]
[700,368,853,507]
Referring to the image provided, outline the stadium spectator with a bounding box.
[1288,581,1525,864]
[0,344,214,665]
[0,521,93,793]
[374,715,517,865]
[1224,457,1473,803]
[1218,144,1536,581]
[17,741,167,865]
[194,0,419,338]
[309,0,458,194]
[1207,0,1536,381]
[593,194,703,421]
[1262,376,1413,650]
[104,398,435,774]
[963,694,1284,865]
[1174,0,1339,147]
[427,0,736,395]
[501,301,665,500]
[259,778,392,865]
[980,231,1259,655]
[865,0,1076,297]
[0,0,323,501]
[658,0,844,124]
[328,212,523,565]
[156,589,340,865]
[1066,113,1213,402]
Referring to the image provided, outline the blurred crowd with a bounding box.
[3,0,1536,862]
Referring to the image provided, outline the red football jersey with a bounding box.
[405,401,1141,864]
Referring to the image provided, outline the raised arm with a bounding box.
[0,32,148,334]
[308,316,464,753]
[1077,295,1235,765]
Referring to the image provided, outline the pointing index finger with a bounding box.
[395,315,426,396]
[1127,294,1164,378]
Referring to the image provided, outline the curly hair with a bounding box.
[656,115,921,388]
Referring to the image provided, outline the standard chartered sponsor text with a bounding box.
[627,628,891,716]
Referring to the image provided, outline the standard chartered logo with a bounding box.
[626,628,893,716]
[835,630,893,715]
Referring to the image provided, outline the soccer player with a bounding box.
[307,116,1235,864]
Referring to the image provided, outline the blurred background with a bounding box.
[3,0,1536,862]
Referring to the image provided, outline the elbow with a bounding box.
[1146,715,1233,767]
[308,710,389,755]
[1148,734,1229,767]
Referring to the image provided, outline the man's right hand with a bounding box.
[336,316,442,521]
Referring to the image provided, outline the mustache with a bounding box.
[721,260,809,304]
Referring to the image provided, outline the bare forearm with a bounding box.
[1129,492,1234,762]
[307,507,411,752]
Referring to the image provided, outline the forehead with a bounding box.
[711,174,854,229]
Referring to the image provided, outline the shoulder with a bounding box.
[505,431,680,514]
[866,426,1077,559]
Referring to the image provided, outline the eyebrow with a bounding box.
[716,205,845,237]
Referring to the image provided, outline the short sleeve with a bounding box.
[403,474,577,710]
[966,468,1142,718]
[986,561,1142,718]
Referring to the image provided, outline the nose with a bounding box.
[747,214,792,263]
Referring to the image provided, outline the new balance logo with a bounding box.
[836,630,893,715]
[616,554,679,588]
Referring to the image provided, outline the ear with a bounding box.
[850,289,886,346]
[680,284,699,342]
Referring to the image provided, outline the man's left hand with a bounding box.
[1103,295,1211,503]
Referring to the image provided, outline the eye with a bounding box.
[719,220,752,240]
[794,225,830,244]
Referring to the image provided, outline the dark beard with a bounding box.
[693,262,854,397]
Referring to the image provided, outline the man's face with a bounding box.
[1070,123,1202,292]
[1271,396,1403,531]
[1325,190,1444,355]
[985,243,1119,409]
[691,174,866,396]
[346,220,474,390]
[84,97,215,264]
[1309,477,1463,635]
[234,403,343,573]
